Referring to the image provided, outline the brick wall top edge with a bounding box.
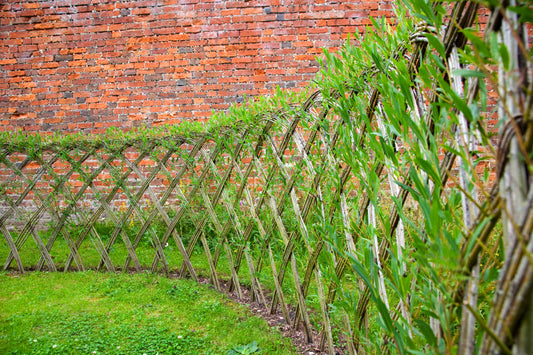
[2,0,395,133]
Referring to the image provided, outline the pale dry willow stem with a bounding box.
[450,47,480,355]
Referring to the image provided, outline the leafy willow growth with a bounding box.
[0,0,532,354]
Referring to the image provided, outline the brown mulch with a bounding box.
[8,268,346,354]
[194,277,346,355]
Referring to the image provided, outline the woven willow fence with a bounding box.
[1,1,532,354]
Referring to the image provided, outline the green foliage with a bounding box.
[0,272,296,355]
[0,88,309,155]
[309,0,528,352]
[1,0,530,354]
[227,341,261,355]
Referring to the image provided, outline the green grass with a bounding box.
[0,271,298,355]
[0,224,239,279]
[0,222,305,308]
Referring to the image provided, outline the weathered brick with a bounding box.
[1,0,395,133]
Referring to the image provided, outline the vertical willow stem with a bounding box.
[370,204,390,309]
[481,1,533,353]
[450,47,480,355]
[499,3,532,353]
[377,106,411,334]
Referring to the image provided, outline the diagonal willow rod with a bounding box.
[0,152,60,272]
[312,2,481,350]
[34,148,95,272]
[97,147,176,273]
[0,2,527,354]
[123,137,206,272]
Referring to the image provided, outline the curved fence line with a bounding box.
[1,1,532,354]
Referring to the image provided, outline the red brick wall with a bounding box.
[0,0,393,133]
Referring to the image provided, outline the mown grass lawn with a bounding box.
[0,271,298,354]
